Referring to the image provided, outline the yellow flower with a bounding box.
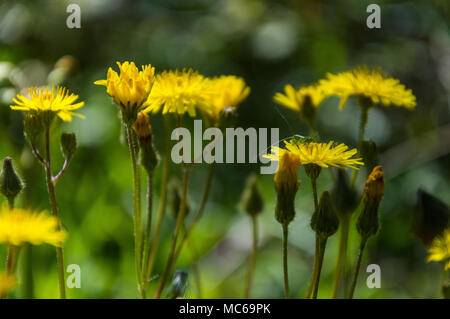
[208,75,250,119]
[144,68,213,117]
[427,228,450,270]
[319,66,416,110]
[265,139,364,170]
[10,86,85,123]
[273,84,325,112]
[0,272,16,296]
[0,207,66,247]
[94,61,155,124]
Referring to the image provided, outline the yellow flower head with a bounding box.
[274,84,325,112]
[319,66,416,110]
[144,68,213,117]
[265,139,364,170]
[0,207,66,247]
[10,86,85,123]
[94,61,155,124]
[0,272,16,296]
[427,228,450,270]
[208,75,250,119]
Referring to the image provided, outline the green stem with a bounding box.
[154,166,190,299]
[44,128,66,299]
[125,125,143,297]
[174,163,214,263]
[351,106,369,187]
[143,117,171,292]
[282,223,290,299]
[305,177,319,299]
[305,235,319,299]
[1,245,19,299]
[331,215,350,298]
[141,171,154,298]
[348,239,367,299]
[312,237,327,299]
[245,215,258,299]
[182,224,202,298]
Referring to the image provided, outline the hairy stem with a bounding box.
[282,223,290,299]
[174,164,214,263]
[154,166,190,299]
[348,239,367,299]
[332,215,350,298]
[312,237,328,299]
[44,128,66,299]
[125,125,143,297]
[245,215,258,299]
[143,118,171,292]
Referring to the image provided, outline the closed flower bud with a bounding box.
[274,152,300,225]
[169,179,190,219]
[0,157,24,206]
[357,166,384,240]
[300,95,316,130]
[133,112,158,173]
[23,114,44,146]
[360,140,379,175]
[414,189,449,246]
[364,166,384,203]
[331,169,360,219]
[311,191,339,239]
[240,173,264,216]
[60,132,77,160]
[133,112,152,140]
[166,269,188,299]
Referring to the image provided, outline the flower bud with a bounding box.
[360,140,379,176]
[414,189,449,246]
[60,132,77,160]
[166,269,188,299]
[331,169,360,219]
[133,112,159,173]
[311,191,339,239]
[274,152,300,226]
[299,95,316,130]
[240,173,264,216]
[0,157,24,205]
[23,114,43,146]
[169,179,190,219]
[357,166,384,240]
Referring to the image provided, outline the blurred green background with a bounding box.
[0,0,449,298]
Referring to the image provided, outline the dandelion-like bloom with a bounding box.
[10,86,85,123]
[208,75,250,119]
[319,66,416,110]
[0,272,16,296]
[0,207,66,247]
[427,228,450,270]
[144,68,213,117]
[274,84,325,112]
[265,139,364,170]
[94,61,155,124]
